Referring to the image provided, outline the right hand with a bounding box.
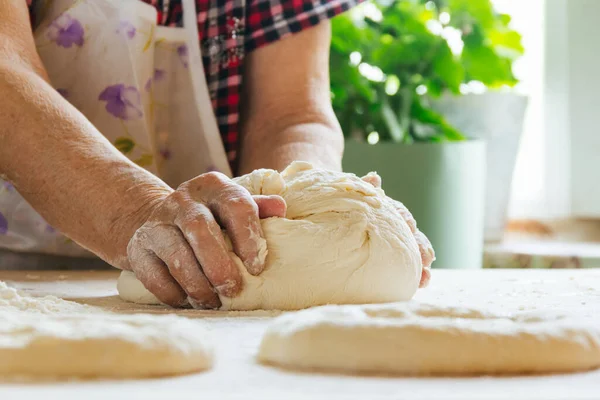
[361,173,434,288]
[125,172,286,309]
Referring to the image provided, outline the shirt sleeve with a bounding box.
[244,0,364,52]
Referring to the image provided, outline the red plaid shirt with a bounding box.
[29,0,359,173]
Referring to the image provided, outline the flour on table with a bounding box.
[118,161,423,310]
[0,282,213,379]
[258,302,600,376]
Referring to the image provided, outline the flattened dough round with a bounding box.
[258,302,600,376]
[118,161,423,311]
[0,282,213,379]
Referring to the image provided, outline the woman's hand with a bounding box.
[362,173,434,288]
[126,172,286,309]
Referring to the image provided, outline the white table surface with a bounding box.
[1,269,599,400]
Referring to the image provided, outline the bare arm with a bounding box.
[0,1,172,267]
[239,21,343,174]
[0,3,288,309]
[239,22,434,286]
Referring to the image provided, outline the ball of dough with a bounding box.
[258,302,600,376]
[118,161,423,311]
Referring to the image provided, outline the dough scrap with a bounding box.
[0,282,213,379]
[258,302,600,376]
[118,161,423,311]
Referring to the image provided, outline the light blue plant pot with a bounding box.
[432,92,528,242]
[343,140,486,269]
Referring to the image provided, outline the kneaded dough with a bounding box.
[118,161,422,311]
[258,302,600,376]
[0,282,213,379]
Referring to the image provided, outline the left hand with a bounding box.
[362,173,434,288]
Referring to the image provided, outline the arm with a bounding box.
[238,21,343,174]
[238,19,434,286]
[0,1,171,267]
[0,2,284,307]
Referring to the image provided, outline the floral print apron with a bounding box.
[0,0,231,259]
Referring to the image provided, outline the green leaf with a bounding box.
[462,42,512,85]
[330,14,366,53]
[448,0,495,30]
[411,98,466,141]
[381,97,405,142]
[329,0,518,143]
[114,137,135,154]
[489,28,524,59]
[330,53,376,103]
[426,78,444,98]
[498,13,512,27]
[432,41,464,93]
[371,39,423,73]
[440,123,466,141]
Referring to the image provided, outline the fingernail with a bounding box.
[245,239,268,275]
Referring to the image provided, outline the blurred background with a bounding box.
[334,0,600,269]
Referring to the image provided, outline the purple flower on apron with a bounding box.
[146,69,166,92]
[116,20,136,39]
[46,14,84,48]
[159,148,171,160]
[2,181,14,192]
[206,165,219,173]
[98,84,143,120]
[0,212,7,235]
[154,69,166,81]
[177,45,189,68]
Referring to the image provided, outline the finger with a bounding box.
[149,224,221,309]
[253,195,286,218]
[128,242,187,307]
[391,200,417,232]
[415,230,436,268]
[419,266,431,288]
[175,203,242,297]
[187,172,267,275]
[217,193,267,276]
[391,199,435,268]
[361,172,382,188]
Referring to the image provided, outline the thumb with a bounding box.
[361,172,382,188]
[253,195,287,219]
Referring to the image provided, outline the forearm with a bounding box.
[0,63,172,267]
[239,121,343,175]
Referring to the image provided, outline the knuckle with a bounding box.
[168,190,188,205]
[179,172,232,198]
[197,171,228,189]
[180,216,220,246]
[226,196,258,217]
[178,210,210,231]
[127,228,151,256]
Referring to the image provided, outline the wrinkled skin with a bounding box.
[126,172,286,308]
[127,171,432,310]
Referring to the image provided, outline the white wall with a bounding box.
[493,0,553,219]
[499,0,600,220]
[566,0,600,217]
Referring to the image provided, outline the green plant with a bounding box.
[330,0,524,143]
